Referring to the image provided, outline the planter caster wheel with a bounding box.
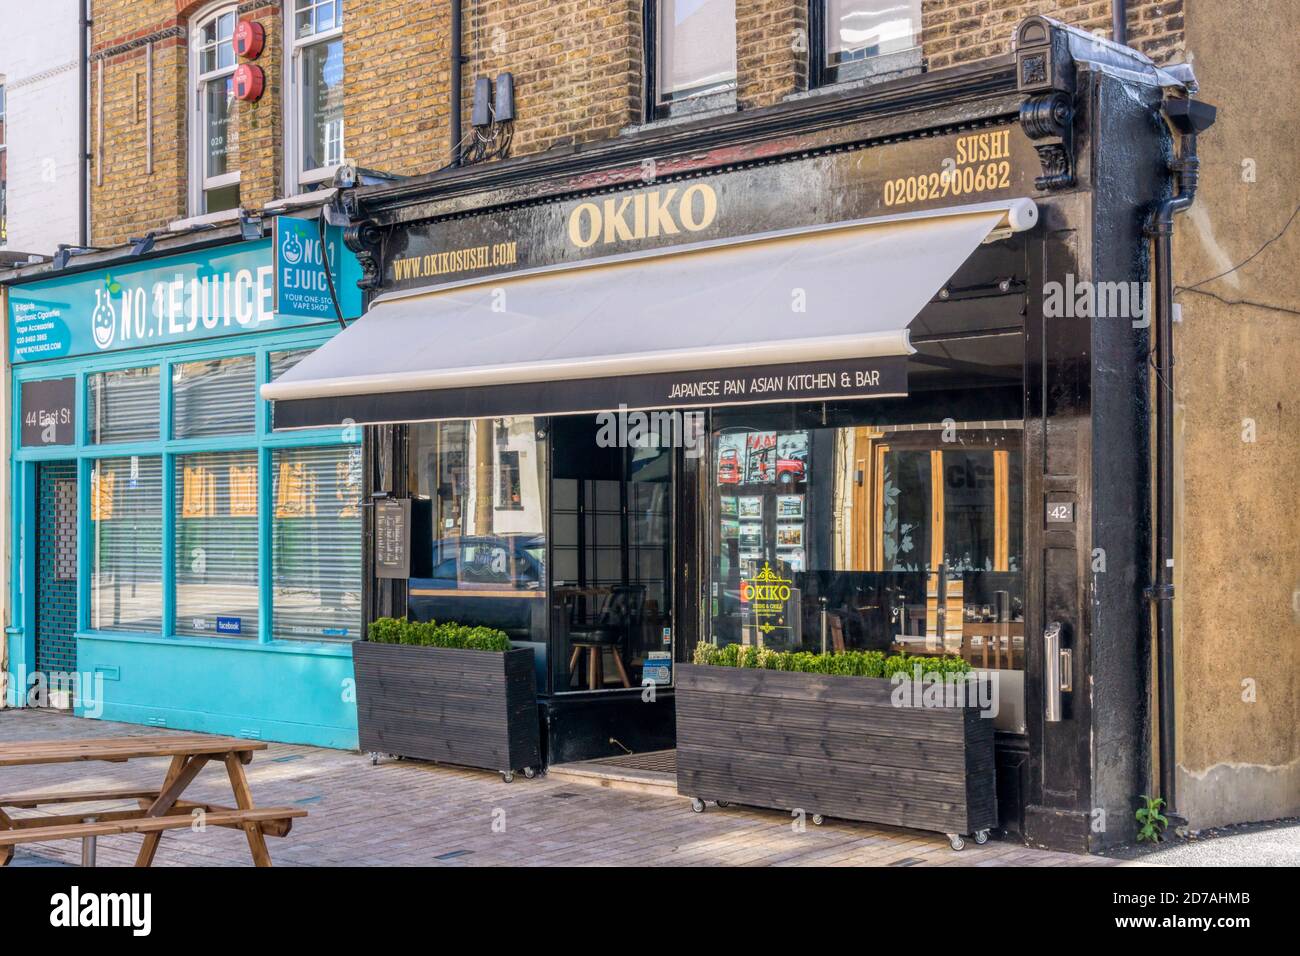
[947,833,966,851]
[369,752,381,766]
[691,798,706,813]
[501,771,515,783]
[974,829,990,845]
[715,801,731,809]
[523,767,536,779]
[812,814,825,826]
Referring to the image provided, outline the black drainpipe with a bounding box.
[450,0,463,166]
[1147,96,1215,821]
[79,0,91,247]
[1112,0,1127,46]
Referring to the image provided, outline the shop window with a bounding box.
[289,0,344,192]
[174,450,259,638]
[90,456,163,633]
[271,444,363,640]
[270,349,314,431]
[709,413,1024,728]
[406,420,548,640]
[190,5,240,215]
[646,0,737,120]
[172,355,256,439]
[809,0,922,88]
[88,366,161,444]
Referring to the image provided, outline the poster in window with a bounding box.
[737,496,762,519]
[775,431,809,485]
[776,523,803,548]
[739,522,763,552]
[744,432,777,484]
[716,434,745,485]
[776,494,803,520]
[229,464,259,517]
[720,518,740,541]
[719,495,738,518]
[90,468,115,521]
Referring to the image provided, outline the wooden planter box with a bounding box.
[354,642,541,781]
[676,664,997,848]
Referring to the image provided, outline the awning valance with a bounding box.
[264,198,1037,427]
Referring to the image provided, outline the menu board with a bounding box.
[374,498,411,579]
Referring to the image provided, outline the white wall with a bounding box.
[1,0,82,257]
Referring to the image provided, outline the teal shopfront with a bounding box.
[5,222,365,747]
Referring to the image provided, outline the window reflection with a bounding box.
[710,416,1025,728]
[407,420,548,642]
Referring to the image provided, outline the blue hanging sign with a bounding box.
[274,215,363,322]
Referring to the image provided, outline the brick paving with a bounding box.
[0,709,1120,867]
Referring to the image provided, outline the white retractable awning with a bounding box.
[265,198,1037,427]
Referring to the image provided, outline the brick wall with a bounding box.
[923,0,1185,71]
[89,1,189,246]
[343,0,451,175]
[457,0,642,158]
[736,0,808,111]
[83,1,1188,245]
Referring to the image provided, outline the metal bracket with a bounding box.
[342,218,384,291]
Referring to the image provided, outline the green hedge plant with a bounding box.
[691,642,971,678]
[368,616,513,652]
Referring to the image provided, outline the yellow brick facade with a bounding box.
[86,1,1185,247]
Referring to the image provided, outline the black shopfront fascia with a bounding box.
[333,32,1170,851]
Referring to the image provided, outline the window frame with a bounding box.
[285,0,345,195]
[9,327,360,650]
[643,0,738,122]
[808,0,924,90]
[188,3,241,216]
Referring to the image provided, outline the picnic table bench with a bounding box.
[0,734,308,867]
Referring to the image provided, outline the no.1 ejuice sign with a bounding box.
[274,215,363,321]
[7,228,363,364]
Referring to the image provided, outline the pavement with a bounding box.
[1103,818,1300,867]
[1,708,1124,867]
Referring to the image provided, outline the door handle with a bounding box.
[1043,621,1072,722]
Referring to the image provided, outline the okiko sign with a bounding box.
[8,224,362,364]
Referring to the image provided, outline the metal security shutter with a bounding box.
[172,356,256,439]
[271,444,363,640]
[88,367,161,444]
[174,450,259,638]
[90,456,163,633]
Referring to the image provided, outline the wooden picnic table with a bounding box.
[0,734,307,867]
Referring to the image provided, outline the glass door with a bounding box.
[550,415,673,692]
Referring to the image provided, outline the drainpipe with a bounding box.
[1147,95,1215,822]
[450,0,463,166]
[79,0,91,247]
[1112,0,1127,47]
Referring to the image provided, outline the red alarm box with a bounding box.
[233,19,265,59]
[233,64,265,101]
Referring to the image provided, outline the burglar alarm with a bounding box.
[233,19,266,59]
[233,64,265,102]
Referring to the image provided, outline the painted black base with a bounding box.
[676,664,997,838]
[354,642,541,776]
[541,690,676,766]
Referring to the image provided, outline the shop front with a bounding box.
[267,19,1201,849]
[4,217,366,748]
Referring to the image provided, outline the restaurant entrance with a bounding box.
[402,413,682,764]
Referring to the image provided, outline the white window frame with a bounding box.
[188,3,241,216]
[285,1,345,195]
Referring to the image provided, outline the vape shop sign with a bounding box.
[274,216,363,320]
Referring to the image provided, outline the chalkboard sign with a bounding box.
[375,498,411,579]
[20,377,76,447]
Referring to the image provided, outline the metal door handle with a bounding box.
[1044,621,1072,722]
